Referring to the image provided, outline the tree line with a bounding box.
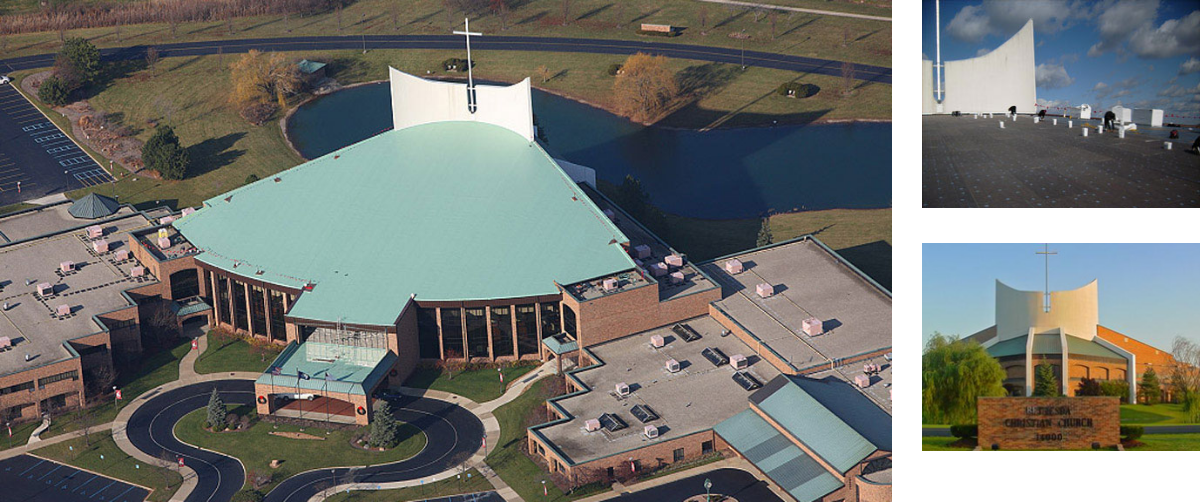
[0,0,343,36]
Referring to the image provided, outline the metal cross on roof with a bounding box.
[1035,244,1057,313]
[452,17,482,114]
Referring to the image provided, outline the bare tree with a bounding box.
[226,9,235,35]
[491,0,510,31]
[1170,336,1200,421]
[157,450,178,489]
[698,6,708,30]
[753,7,765,23]
[145,47,160,76]
[536,65,551,84]
[841,62,856,97]
[843,26,851,47]
[87,363,118,397]
[336,4,343,32]
[769,10,777,40]
[75,406,98,447]
[562,0,570,25]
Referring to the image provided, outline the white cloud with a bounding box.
[1159,82,1200,98]
[1036,63,1075,88]
[946,5,992,44]
[944,0,1082,44]
[1129,10,1200,58]
[1087,0,1161,57]
[1180,57,1200,75]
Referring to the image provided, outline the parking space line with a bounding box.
[73,473,99,493]
[52,149,82,157]
[35,463,61,480]
[17,458,44,476]
[90,479,117,498]
[108,484,135,501]
[40,139,73,147]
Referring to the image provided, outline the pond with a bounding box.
[286,82,892,220]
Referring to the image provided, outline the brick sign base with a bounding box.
[978,397,1119,450]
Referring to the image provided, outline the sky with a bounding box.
[922,0,1200,120]
[922,244,1200,351]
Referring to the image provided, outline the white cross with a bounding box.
[1035,244,1057,313]
[452,17,483,114]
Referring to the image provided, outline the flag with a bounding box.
[6,424,10,437]
[271,366,281,376]
[482,436,486,450]
[191,339,198,350]
[297,370,310,380]
[630,460,635,473]
[543,483,548,496]
[499,368,504,384]
[115,389,122,400]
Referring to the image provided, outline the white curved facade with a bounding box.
[940,20,1037,114]
[922,59,935,115]
[994,279,1098,341]
[389,67,535,141]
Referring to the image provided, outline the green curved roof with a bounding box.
[174,121,633,326]
[987,334,1125,360]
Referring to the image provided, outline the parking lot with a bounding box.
[0,82,115,207]
[0,454,150,502]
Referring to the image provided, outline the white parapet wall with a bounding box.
[922,59,935,115]
[941,20,1037,114]
[995,279,1099,342]
[389,67,536,142]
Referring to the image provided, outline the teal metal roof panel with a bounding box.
[986,336,1027,358]
[69,192,120,219]
[715,410,843,502]
[256,342,396,396]
[1031,334,1062,354]
[297,59,327,74]
[175,122,634,326]
[1065,336,1125,360]
[752,377,876,473]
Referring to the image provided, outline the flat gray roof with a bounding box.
[810,353,892,415]
[923,115,1200,208]
[538,316,781,464]
[0,211,158,377]
[700,239,892,373]
[0,203,137,245]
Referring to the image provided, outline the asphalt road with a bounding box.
[922,425,1200,437]
[0,35,891,85]
[0,82,114,206]
[608,467,784,502]
[124,379,485,502]
[0,454,150,502]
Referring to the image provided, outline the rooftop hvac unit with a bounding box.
[131,266,145,277]
[672,323,701,342]
[644,425,659,439]
[87,225,103,239]
[585,419,601,432]
[664,254,684,267]
[0,336,10,349]
[854,374,870,388]
[114,249,129,261]
[650,334,665,348]
[633,244,652,259]
[37,282,53,296]
[756,283,774,298]
[702,347,729,367]
[93,239,109,253]
[669,271,684,285]
[60,261,75,273]
[801,317,823,336]
[603,278,619,292]
[616,382,630,397]
[884,352,893,361]
[181,207,197,217]
[725,259,743,275]
[649,263,669,277]
[157,237,171,249]
[730,354,747,370]
[56,304,70,316]
[160,216,175,225]
[665,359,680,373]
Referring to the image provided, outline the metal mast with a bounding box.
[936,0,943,102]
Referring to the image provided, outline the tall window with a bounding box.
[417,308,441,359]
[465,308,489,359]
[169,269,200,299]
[540,303,560,337]
[203,271,213,302]
[249,285,267,337]
[268,290,287,342]
[491,306,514,357]
[441,308,465,359]
[516,304,539,356]
[231,280,249,331]
[215,275,231,325]
[563,304,577,337]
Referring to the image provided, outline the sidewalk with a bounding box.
[0,423,115,462]
[693,0,891,22]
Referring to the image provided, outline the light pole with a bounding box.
[704,477,712,502]
[739,30,747,70]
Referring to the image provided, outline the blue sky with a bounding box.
[922,244,1200,351]
[922,0,1200,120]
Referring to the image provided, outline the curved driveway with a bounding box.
[124,379,484,502]
[0,35,890,84]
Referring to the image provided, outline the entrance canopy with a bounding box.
[257,342,396,396]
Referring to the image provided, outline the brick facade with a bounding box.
[564,282,721,350]
[978,396,1120,450]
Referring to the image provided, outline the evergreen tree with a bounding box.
[60,37,101,84]
[1033,362,1060,397]
[1139,368,1162,405]
[922,333,1007,424]
[756,217,773,247]
[37,76,70,106]
[142,125,191,180]
[206,388,226,429]
[368,400,399,448]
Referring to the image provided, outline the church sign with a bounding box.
[977,397,1120,450]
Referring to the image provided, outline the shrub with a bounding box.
[239,102,277,126]
[368,400,399,448]
[1120,425,1144,441]
[950,424,978,439]
[142,125,190,180]
[776,82,818,98]
[245,174,260,185]
[240,414,252,430]
[442,58,473,72]
[1099,380,1130,404]
[60,37,101,84]
[1076,377,1102,396]
[226,413,240,427]
[38,76,71,106]
[231,489,265,502]
[606,63,622,76]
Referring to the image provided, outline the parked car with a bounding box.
[0,75,11,85]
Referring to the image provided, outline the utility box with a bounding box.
[731,354,748,370]
[724,259,743,275]
[802,317,823,336]
[756,283,774,298]
[585,419,601,432]
[1077,104,1091,120]
[1131,108,1163,128]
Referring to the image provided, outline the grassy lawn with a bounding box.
[324,468,493,502]
[195,332,282,375]
[0,420,40,452]
[0,0,891,67]
[32,430,184,502]
[404,364,539,404]
[1128,433,1200,451]
[485,377,601,502]
[174,405,426,493]
[1120,403,1194,425]
[922,437,972,451]
[43,338,193,439]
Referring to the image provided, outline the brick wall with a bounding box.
[978,396,1120,449]
[526,428,719,482]
[0,357,86,423]
[568,283,720,349]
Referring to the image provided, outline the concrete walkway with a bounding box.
[310,360,559,502]
[178,331,207,380]
[0,423,115,462]
[694,0,891,22]
[26,416,50,445]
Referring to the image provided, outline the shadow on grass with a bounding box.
[186,132,246,178]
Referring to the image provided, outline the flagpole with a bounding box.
[297,371,302,421]
[324,373,331,432]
